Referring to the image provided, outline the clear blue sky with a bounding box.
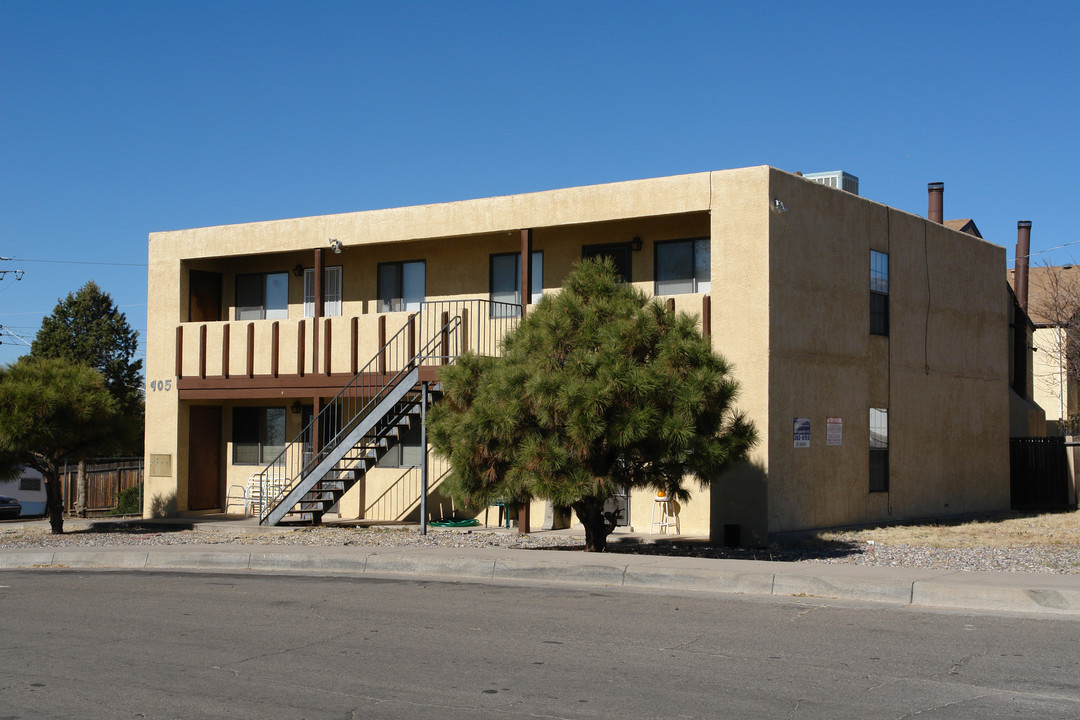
[1,1,1077,368]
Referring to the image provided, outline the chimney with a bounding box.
[927,182,944,223]
[1015,220,1032,313]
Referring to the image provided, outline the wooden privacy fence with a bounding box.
[1009,438,1072,510]
[63,457,144,514]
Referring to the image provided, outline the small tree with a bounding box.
[1026,264,1080,433]
[428,259,757,551]
[0,358,121,533]
[31,280,143,427]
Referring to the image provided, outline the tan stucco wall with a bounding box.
[762,168,1010,535]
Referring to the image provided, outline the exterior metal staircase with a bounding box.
[257,300,518,526]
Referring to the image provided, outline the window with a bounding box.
[19,475,41,492]
[655,238,710,295]
[869,408,889,493]
[490,251,543,316]
[377,260,425,312]
[303,266,342,317]
[870,250,889,336]
[236,272,289,321]
[233,407,287,465]
[582,243,632,283]
[377,422,423,468]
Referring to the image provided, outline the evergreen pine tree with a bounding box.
[429,258,757,551]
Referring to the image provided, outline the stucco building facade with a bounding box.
[145,166,1012,544]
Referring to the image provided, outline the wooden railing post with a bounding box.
[378,315,387,374]
[297,319,306,377]
[323,318,332,376]
[246,322,255,378]
[408,313,416,361]
[441,311,449,365]
[198,324,207,379]
[271,321,279,378]
[222,324,230,379]
[351,317,359,375]
[702,295,711,337]
[175,326,183,379]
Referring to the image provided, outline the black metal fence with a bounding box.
[1009,437,1072,510]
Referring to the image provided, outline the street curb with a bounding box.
[2,547,1078,617]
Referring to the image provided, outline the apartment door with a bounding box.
[188,405,222,511]
[189,270,223,322]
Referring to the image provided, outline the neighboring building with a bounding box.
[1009,263,1080,435]
[0,467,47,517]
[145,166,1013,544]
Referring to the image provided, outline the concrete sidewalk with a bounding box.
[2,521,1078,617]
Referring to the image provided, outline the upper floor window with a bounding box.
[377,260,425,313]
[655,238,710,295]
[490,251,543,317]
[303,266,342,317]
[236,272,288,321]
[870,250,889,336]
[582,243,632,283]
[869,407,889,492]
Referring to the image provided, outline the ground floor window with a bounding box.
[233,406,287,465]
[377,422,423,468]
[869,408,888,492]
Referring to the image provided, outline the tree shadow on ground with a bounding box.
[540,536,867,561]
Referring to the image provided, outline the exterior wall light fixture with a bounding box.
[773,198,788,213]
[292,264,304,277]
[631,236,643,252]
[328,238,342,254]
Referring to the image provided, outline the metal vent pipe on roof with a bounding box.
[1016,220,1032,313]
[928,182,944,223]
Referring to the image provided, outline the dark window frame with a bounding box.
[377,422,424,469]
[232,406,287,466]
[582,242,632,283]
[869,407,889,493]
[377,259,426,313]
[489,250,543,317]
[235,271,289,321]
[870,250,889,336]
[654,237,711,295]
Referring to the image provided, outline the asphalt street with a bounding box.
[1,570,1077,719]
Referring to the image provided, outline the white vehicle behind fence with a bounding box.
[0,467,47,518]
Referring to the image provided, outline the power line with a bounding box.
[0,256,146,268]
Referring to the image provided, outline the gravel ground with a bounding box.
[2,521,1078,574]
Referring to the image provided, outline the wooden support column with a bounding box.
[312,248,323,377]
[198,324,207,379]
[271,321,279,378]
[520,228,532,317]
[297,319,306,376]
[222,324,230,379]
[666,298,675,313]
[175,326,184,379]
[702,295,711,337]
[246,322,255,378]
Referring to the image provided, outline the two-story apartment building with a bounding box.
[145,165,1011,544]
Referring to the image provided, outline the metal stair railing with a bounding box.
[256,299,521,525]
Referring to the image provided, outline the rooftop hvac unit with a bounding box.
[803,171,859,195]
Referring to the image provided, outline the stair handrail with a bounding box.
[257,313,461,523]
[256,298,521,524]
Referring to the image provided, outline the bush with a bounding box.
[112,486,141,515]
